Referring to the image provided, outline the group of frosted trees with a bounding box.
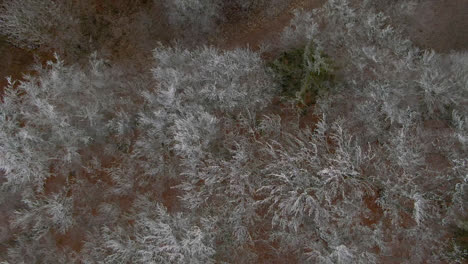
[0,0,467,263]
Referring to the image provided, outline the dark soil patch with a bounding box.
[405,0,468,53]
[0,37,35,94]
[214,0,326,52]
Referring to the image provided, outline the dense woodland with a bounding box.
[0,0,467,263]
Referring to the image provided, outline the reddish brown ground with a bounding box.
[404,0,468,53]
[214,0,326,51]
[0,37,35,95]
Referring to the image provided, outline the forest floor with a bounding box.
[0,36,35,95]
[213,0,326,51]
[405,0,468,52]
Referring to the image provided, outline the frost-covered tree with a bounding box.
[253,116,378,262]
[121,44,277,262]
[81,195,216,263]
[177,113,268,262]
[0,0,77,49]
[11,192,74,239]
[134,44,276,176]
[282,0,467,122]
[3,232,77,264]
[274,0,468,262]
[1,190,76,264]
[0,54,131,193]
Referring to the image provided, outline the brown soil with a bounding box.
[404,0,468,53]
[0,37,35,95]
[214,0,326,51]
